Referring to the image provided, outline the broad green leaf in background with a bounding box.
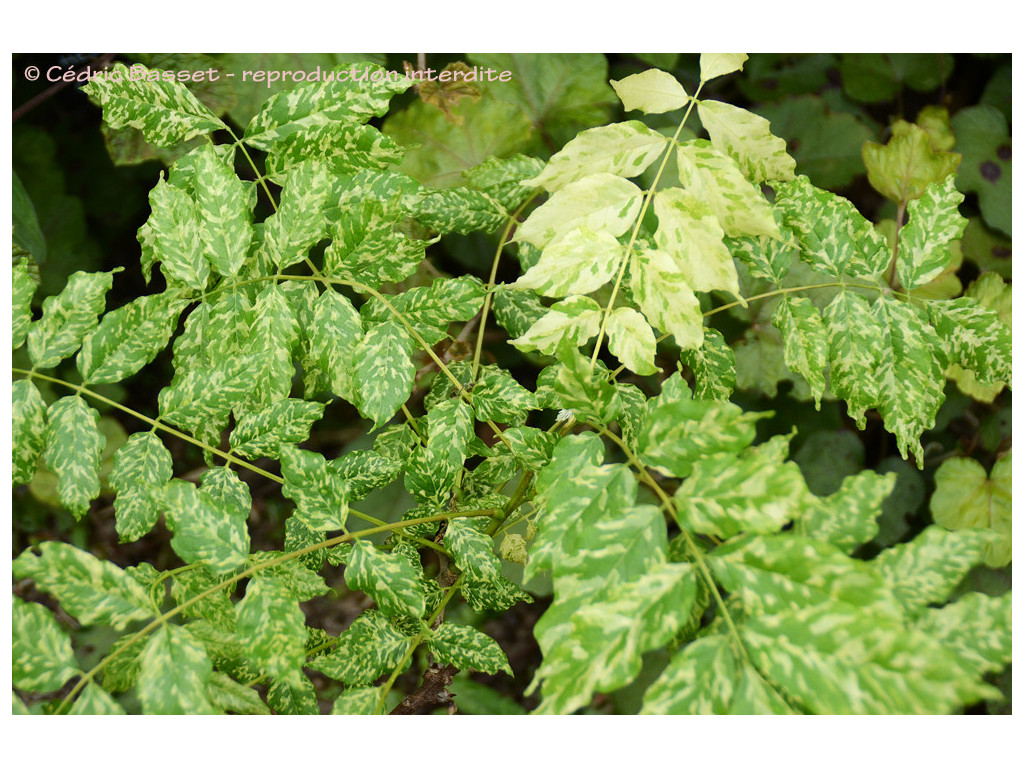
[12,379,47,486]
[109,432,174,542]
[346,540,426,619]
[862,121,961,205]
[951,105,1012,237]
[12,542,157,630]
[137,625,217,714]
[526,121,668,192]
[77,292,184,385]
[13,171,47,263]
[427,624,512,676]
[27,270,114,369]
[43,396,106,518]
[696,99,796,184]
[839,53,955,103]
[930,454,1011,567]
[12,598,80,693]
[610,69,689,115]
[700,54,748,82]
[83,63,226,148]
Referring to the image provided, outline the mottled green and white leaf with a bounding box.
[43,396,105,518]
[27,270,114,369]
[12,378,47,486]
[137,624,217,714]
[428,624,511,676]
[109,432,174,542]
[12,598,80,693]
[697,99,795,184]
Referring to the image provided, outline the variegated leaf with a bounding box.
[12,378,47,486]
[680,327,736,401]
[915,592,1012,677]
[428,623,511,676]
[510,295,603,357]
[230,399,326,460]
[258,160,335,270]
[324,199,426,288]
[352,320,415,429]
[444,517,501,582]
[27,270,114,369]
[697,99,795,184]
[138,625,217,714]
[159,478,250,574]
[360,276,485,345]
[109,432,174,542]
[137,177,207,290]
[308,611,410,685]
[68,683,126,715]
[772,294,828,406]
[405,399,474,506]
[191,142,253,277]
[897,175,967,290]
[928,296,1012,390]
[265,120,404,178]
[515,226,623,298]
[12,259,36,350]
[12,598,79,693]
[795,471,895,553]
[235,576,308,677]
[629,244,704,352]
[606,306,659,375]
[43,396,105,518]
[700,54,749,82]
[280,445,349,531]
[345,540,426,619]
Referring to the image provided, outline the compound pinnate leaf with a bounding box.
[629,245,703,353]
[12,259,36,350]
[82,62,226,148]
[516,173,643,251]
[43,396,105,518]
[773,175,890,279]
[77,292,184,384]
[109,432,174,543]
[697,99,795,184]
[428,623,511,676]
[610,69,689,114]
[12,542,157,629]
[280,445,349,531]
[700,53,749,82]
[676,139,780,239]
[137,177,207,290]
[353,320,415,429]
[930,454,1011,568]
[527,121,668,192]
[243,65,410,150]
[27,270,114,370]
[308,611,410,685]
[873,526,992,615]
[236,576,308,677]
[12,597,80,693]
[515,226,623,298]
[12,378,47,486]
[605,306,659,375]
[230,399,326,460]
[138,624,217,714]
[653,187,741,301]
[160,479,250,574]
[191,142,253,277]
[346,540,426,620]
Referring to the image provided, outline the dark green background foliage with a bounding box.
[12,53,1011,715]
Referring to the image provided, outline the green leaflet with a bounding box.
[230,398,326,460]
[68,683,126,715]
[12,597,80,693]
[138,177,207,290]
[863,121,961,205]
[280,445,349,531]
[873,526,992,615]
[773,175,890,279]
[701,54,749,82]
[352,320,416,428]
[696,99,796,184]
[77,292,184,384]
[12,259,36,350]
[248,283,300,408]
[361,276,486,345]
[653,187,742,301]
[510,295,603,357]
[641,634,791,714]
[265,121,404,178]
[308,611,410,685]
[639,374,765,478]
[12,378,47,486]
[680,328,736,401]
[330,451,403,501]
[915,592,1012,678]
[606,306,659,375]
[236,575,308,677]
[515,226,623,298]
[243,65,410,150]
[27,270,114,370]
[930,454,1011,568]
[331,686,380,715]
[82,63,226,148]
[629,244,704,353]
[405,399,474,506]
[516,172,643,251]
[771,295,828,406]
[444,517,502,582]
[928,295,1012,390]
[324,199,426,288]
[138,625,217,714]
[675,139,779,238]
[191,143,253,277]
[674,434,815,539]
[258,160,335,270]
[897,175,967,290]
[526,121,668,192]
[427,624,511,676]
[43,396,106,518]
[109,432,174,542]
[159,477,250,573]
[610,69,689,114]
[268,670,320,715]
[795,471,896,554]
[206,671,271,715]
[306,288,363,404]
[12,542,157,629]
[405,186,507,235]
[158,353,255,437]
[345,540,426,620]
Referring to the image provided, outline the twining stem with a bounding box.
[52,508,495,715]
[11,367,444,553]
[589,83,705,370]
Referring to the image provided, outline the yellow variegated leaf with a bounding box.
[611,69,689,114]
